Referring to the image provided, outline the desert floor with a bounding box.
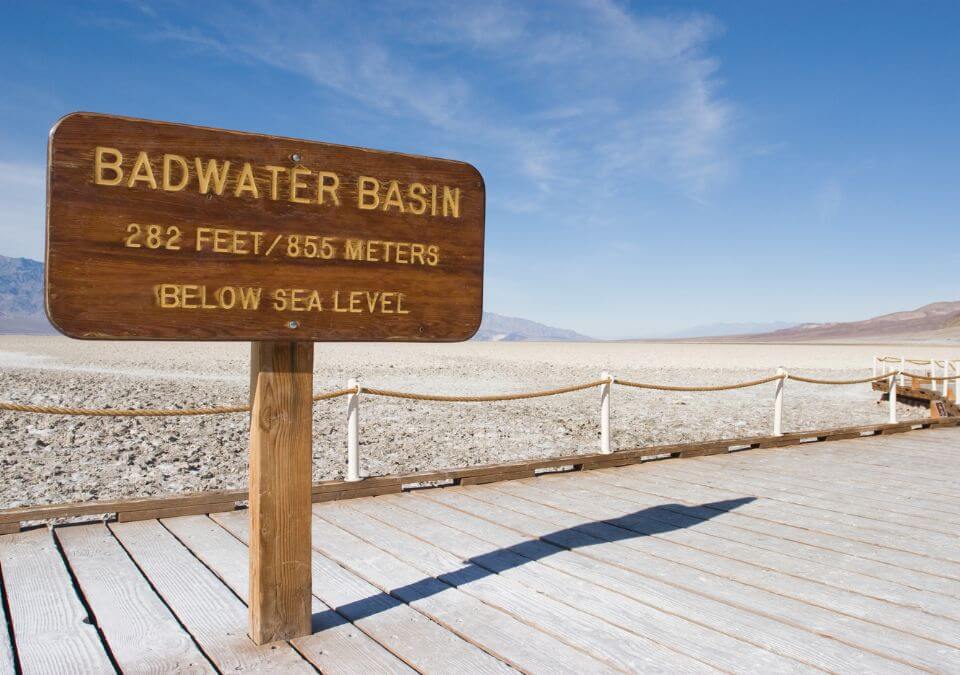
[0,337,955,509]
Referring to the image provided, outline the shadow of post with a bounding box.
[311,497,755,630]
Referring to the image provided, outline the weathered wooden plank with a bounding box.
[422,489,919,673]
[689,452,960,521]
[212,511,511,674]
[116,501,239,522]
[110,519,313,672]
[610,463,960,566]
[688,444,960,514]
[493,474,960,628]
[248,341,314,644]
[354,493,803,673]
[676,455,960,530]
[55,523,214,673]
[568,470,960,602]
[467,481,960,670]
[0,528,114,674]
[585,463,960,582]
[162,514,412,674]
[310,504,609,672]
[0,550,17,674]
[331,498,725,673]
[652,463,960,559]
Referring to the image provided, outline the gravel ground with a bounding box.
[0,336,952,509]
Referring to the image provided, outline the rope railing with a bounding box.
[0,360,918,479]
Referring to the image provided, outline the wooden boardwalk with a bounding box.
[2,427,960,673]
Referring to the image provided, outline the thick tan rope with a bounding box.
[362,380,607,402]
[0,388,355,417]
[613,374,784,392]
[901,371,957,383]
[789,372,894,385]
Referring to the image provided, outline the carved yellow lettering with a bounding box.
[162,154,189,191]
[332,291,348,312]
[264,166,284,200]
[407,183,427,215]
[365,240,381,262]
[317,171,340,206]
[217,286,236,310]
[426,244,440,266]
[442,186,461,218]
[196,227,212,251]
[234,162,259,198]
[365,291,381,313]
[358,176,380,210]
[181,285,200,309]
[394,242,410,264]
[289,167,312,204]
[271,288,289,311]
[344,239,364,260]
[212,229,231,253]
[430,184,437,216]
[348,291,363,313]
[238,287,262,310]
[194,158,230,195]
[383,180,405,212]
[307,290,323,311]
[94,147,123,186]
[156,284,180,308]
[397,293,409,314]
[127,151,157,189]
[410,243,425,265]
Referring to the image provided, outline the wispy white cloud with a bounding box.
[128,0,736,204]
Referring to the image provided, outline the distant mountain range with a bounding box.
[654,321,798,339]
[0,256,55,335]
[729,301,960,342]
[473,312,593,341]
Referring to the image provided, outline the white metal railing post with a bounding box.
[899,357,905,387]
[943,359,950,397]
[872,355,878,377]
[930,359,936,390]
[888,373,898,424]
[346,377,362,482]
[600,371,612,454]
[773,367,786,436]
[954,360,960,403]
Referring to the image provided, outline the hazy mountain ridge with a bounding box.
[730,301,960,342]
[655,321,798,339]
[473,313,593,341]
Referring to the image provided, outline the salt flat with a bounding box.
[0,336,954,509]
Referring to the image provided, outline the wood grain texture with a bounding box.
[55,523,214,674]
[321,499,722,673]
[248,341,313,644]
[110,519,313,672]
[163,514,412,674]
[0,528,114,674]
[0,552,17,675]
[46,112,484,341]
[310,505,607,672]
[213,510,511,674]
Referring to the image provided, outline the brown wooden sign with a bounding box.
[46,112,485,341]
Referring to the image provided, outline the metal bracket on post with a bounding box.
[600,371,612,454]
[346,377,362,482]
[773,367,786,436]
[888,373,898,424]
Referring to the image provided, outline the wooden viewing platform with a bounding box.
[2,425,960,672]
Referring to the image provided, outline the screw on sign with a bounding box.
[45,113,485,644]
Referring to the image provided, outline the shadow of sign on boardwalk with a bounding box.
[311,497,755,629]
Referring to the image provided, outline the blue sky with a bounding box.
[1,1,957,337]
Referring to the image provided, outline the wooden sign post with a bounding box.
[45,113,485,644]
